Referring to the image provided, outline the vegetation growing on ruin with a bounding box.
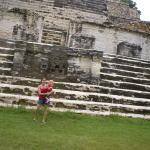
[0,107,150,150]
[121,0,136,8]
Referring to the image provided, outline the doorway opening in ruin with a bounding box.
[117,42,142,58]
[48,50,68,77]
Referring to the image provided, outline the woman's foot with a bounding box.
[42,120,46,124]
[33,118,37,121]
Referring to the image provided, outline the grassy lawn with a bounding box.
[0,107,150,150]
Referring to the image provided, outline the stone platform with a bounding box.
[0,39,150,119]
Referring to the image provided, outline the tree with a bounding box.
[121,0,137,8]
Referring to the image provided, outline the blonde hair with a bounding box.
[49,80,54,85]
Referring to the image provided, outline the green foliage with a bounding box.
[0,107,150,150]
[121,0,137,8]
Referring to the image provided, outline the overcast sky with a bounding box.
[133,0,150,21]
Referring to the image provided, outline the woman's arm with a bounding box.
[46,88,54,95]
[38,85,47,95]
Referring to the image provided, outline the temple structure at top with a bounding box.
[0,0,150,60]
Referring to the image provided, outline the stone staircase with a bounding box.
[0,71,149,119]
[100,54,150,85]
[0,40,150,119]
[0,40,15,76]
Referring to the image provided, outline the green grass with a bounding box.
[0,107,150,150]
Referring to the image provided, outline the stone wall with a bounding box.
[107,1,140,22]
[0,12,24,39]
[0,6,43,42]
[69,35,95,49]
[77,23,150,60]
[53,0,107,14]
[0,0,140,42]
[0,0,107,44]
[12,41,103,83]
[0,0,150,60]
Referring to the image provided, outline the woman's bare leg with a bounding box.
[33,105,41,120]
[42,106,49,123]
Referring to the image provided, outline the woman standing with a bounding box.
[33,78,53,124]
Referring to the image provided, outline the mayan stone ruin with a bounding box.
[0,0,150,119]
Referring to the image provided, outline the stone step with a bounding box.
[54,83,150,100]
[100,67,150,79]
[0,39,15,48]
[54,89,150,107]
[54,82,150,99]
[104,54,150,64]
[0,81,147,100]
[0,54,14,61]
[0,75,40,86]
[101,61,150,74]
[51,99,150,116]
[103,56,150,68]
[55,84,150,99]
[0,67,11,75]
[0,83,150,106]
[0,75,150,98]
[0,94,150,117]
[99,79,150,92]
[1,102,150,119]
[0,61,13,68]
[6,0,40,11]
[0,47,15,55]
[100,72,150,85]
[0,74,150,94]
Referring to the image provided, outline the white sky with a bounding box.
[133,0,150,21]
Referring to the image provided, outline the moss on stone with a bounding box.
[2,87,25,95]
